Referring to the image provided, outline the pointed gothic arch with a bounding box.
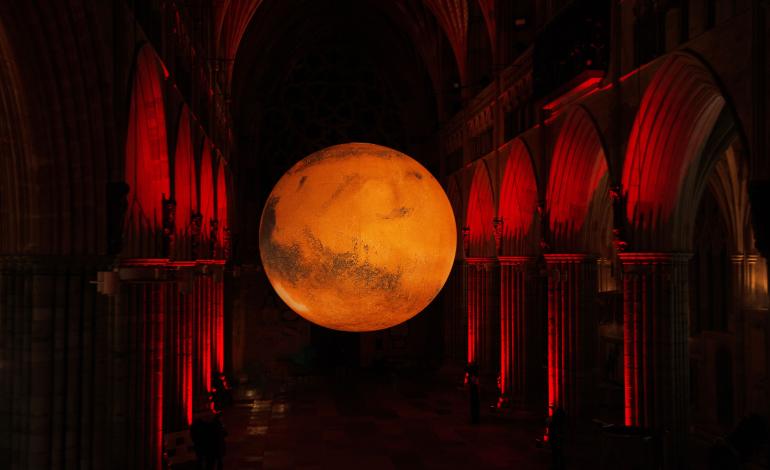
[622,53,733,250]
[498,139,539,255]
[546,106,610,252]
[124,45,170,258]
[465,160,496,258]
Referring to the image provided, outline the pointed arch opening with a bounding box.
[199,138,215,259]
[465,161,496,258]
[215,154,229,258]
[173,105,197,260]
[546,107,610,252]
[498,139,538,255]
[124,45,170,257]
[622,54,728,250]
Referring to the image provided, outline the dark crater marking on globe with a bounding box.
[260,195,404,296]
[322,173,361,208]
[260,196,306,285]
[303,229,402,292]
[379,206,412,219]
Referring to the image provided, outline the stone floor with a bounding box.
[222,369,553,469]
[218,368,742,469]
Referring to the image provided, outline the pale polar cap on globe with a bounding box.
[259,142,457,332]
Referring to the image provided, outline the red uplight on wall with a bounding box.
[498,139,538,248]
[125,46,170,237]
[546,108,607,243]
[199,139,215,251]
[174,106,197,238]
[466,163,496,257]
[622,55,725,235]
[215,156,228,251]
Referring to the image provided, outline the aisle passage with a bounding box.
[223,372,550,469]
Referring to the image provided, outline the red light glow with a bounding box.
[174,106,197,243]
[125,46,169,238]
[622,55,725,236]
[200,140,215,255]
[498,139,538,252]
[546,108,607,246]
[466,163,496,257]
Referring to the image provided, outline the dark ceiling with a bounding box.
[230,0,459,263]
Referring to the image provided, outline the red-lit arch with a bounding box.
[174,106,197,257]
[465,161,495,257]
[199,138,215,257]
[498,139,538,255]
[125,45,170,256]
[215,154,229,254]
[546,107,608,251]
[623,54,726,250]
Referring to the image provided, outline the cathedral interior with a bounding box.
[1,0,770,469]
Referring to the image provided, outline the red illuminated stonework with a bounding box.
[498,256,532,406]
[620,252,691,467]
[544,254,598,418]
[1,2,766,469]
[464,257,499,375]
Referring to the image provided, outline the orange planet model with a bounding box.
[259,142,457,332]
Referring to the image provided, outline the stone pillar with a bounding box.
[194,269,211,402]
[620,253,691,468]
[164,264,196,431]
[544,254,598,419]
[464,258,499,376]
[212,263,225,375]
[498,256,533,406]
[115,261,169,470]
[0,256,112,469]
[180,269,194,425]
[730,253,768,421]
[444,260,467,364]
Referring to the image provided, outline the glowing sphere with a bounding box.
[259,143,457,332]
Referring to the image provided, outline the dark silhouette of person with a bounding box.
[212,373,233,412]
[190,418,209,469]
[466,362,480,424]
[548,406,567,470]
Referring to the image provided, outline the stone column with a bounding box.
[212,263,225,375]
[544,254,598,419]
[444,260,467,364]
[620,253,691,468]
[115,261,169,470]
[194,268,211,402]
[0,256,111,469]
[164,263,196,432]
[464,258,499,377]
[498,256,533,406]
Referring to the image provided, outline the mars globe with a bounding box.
[259,143,457,332]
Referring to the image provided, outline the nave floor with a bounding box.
[221,370,552,469]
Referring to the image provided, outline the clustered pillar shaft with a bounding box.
[443,261,467,364]
[498,257,532,403]
[0,257,227,469]
[464,258,500,376]
[620,253,690,467]
[544,254,597,418]
[0,257,110,468]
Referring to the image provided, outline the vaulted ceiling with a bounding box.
[222,0,497,263]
